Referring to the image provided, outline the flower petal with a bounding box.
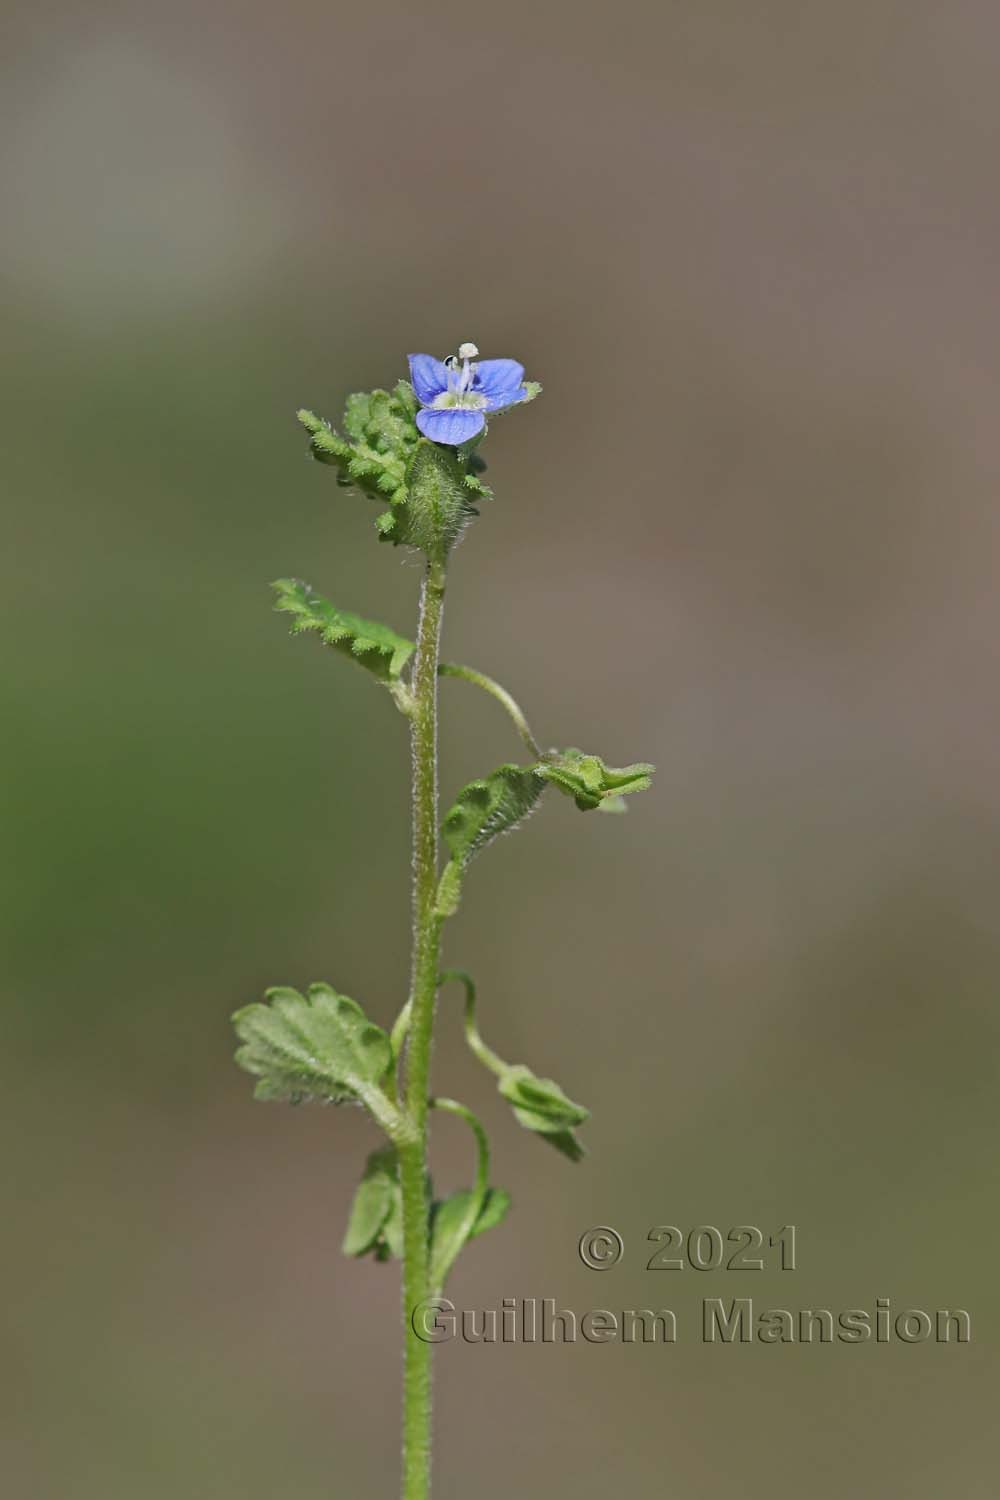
[482,383,530,413]
[408,354,451,405]
[473,358,525,398]
[416,407,485,445]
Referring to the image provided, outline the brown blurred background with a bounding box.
[3,2,998,1495]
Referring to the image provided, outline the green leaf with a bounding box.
[443,764,546,862]
[536,748,655,811]
[430,1187,511,1286]
[297,390,416,544]
[343,1148,404,1261]
[468,1186,511,1236]
[437,763,546,915]
[232,983,393,1113]
[297,385,491,556]
[498,1064,589,1162]
[272,578,414,682]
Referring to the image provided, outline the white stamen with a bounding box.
[457,341,479,360]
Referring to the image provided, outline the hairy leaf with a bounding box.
[442,763,546,863]
[437,763,546,915]
[498,1064,589,1162]
[272,578,414,681]
[343,1148,403,1261]
[232,983,393,1110]
[537,748,655,811]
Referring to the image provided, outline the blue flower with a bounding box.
[407,342,533,446]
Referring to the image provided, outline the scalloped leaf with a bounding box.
[537,748,655,811]
[232,983,393,1110]
[498,1064,589,1162]
[343,1148,403,1261]
[429,1187,511,1287]
[272,578,414,682]
[437,763,546,915]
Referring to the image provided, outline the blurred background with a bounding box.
[3,2,998,1495]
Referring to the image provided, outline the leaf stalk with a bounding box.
[438,661,542,756]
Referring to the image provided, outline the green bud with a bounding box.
[498,1064,590,1162]
[537,748,655,811]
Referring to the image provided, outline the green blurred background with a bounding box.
[3,2,998,1495]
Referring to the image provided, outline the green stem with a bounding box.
[438,661,542,757]
[399,558,447,1500]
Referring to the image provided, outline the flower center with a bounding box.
[436,343,485,408]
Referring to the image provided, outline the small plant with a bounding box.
[232,344,654,1498]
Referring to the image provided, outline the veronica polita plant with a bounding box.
[231,343,654,1497]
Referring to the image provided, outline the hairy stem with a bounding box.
[399,558,447,1500]
[438,661,542,757]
